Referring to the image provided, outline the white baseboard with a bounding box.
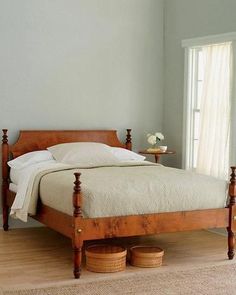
[207,228,227,237]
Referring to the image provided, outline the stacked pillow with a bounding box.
[8,150,54,170]
[8,143,146,180]
[47,142,145,164]
[47,142,117,165]
[110,147,145,162]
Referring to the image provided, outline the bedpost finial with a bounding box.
[2,129,8,144]
[126,128,131,136]
[230,167,236,181]
[74,172,81,193]
[126,129,132,151]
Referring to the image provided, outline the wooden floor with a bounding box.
[0,227,232,291]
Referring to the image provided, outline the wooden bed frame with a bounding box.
[2,128,236,279]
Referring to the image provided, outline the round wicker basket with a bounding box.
[85,244,127,273]
[130,245,164,268]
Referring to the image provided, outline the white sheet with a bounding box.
[10,168,21,185]
[10,160,68,220]
[9,183,17,193]
[10,160,58,186]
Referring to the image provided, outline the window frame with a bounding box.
[183,47,202,170]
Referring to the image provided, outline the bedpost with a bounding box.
[2,129,9,231]
[72,172,83,279]
[227,166,236,260]
[126,129,132,151]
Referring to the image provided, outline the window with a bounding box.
[182,33,236,179]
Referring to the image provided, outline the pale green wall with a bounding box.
[163,0,236,168]
[0,0,164,149]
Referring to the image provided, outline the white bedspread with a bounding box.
[10,162,228,222]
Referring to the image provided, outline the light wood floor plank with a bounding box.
[0,227,231,290]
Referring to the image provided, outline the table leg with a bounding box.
[154,154,160,163]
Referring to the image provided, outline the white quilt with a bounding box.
[10,162,228,222]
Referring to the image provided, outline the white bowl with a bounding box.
[159,146,167,152]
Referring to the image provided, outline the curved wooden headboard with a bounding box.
[1,128,132,188]
[5,129,132,158]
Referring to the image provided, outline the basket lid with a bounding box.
[130,246,164,258]
[86,244,127,259]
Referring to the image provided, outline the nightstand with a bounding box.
[139,149,176,163]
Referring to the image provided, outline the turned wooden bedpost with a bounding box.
[227,166,236,260]
[126,129,132,151]
[72,172,83,279]
[2,129,9,231]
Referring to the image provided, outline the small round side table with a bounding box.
[139,149,176,163]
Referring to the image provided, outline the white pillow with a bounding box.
[110,147,146,162]
[47,142,118,165]
[8,150,54,170]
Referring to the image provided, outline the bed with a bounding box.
[2,128,236,279]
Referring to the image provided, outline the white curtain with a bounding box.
[196,42,232,179]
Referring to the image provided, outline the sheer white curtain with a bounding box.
[196,42,232,179]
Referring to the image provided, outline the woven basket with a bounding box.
[130,245,164,268]
[85,244,127,273]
